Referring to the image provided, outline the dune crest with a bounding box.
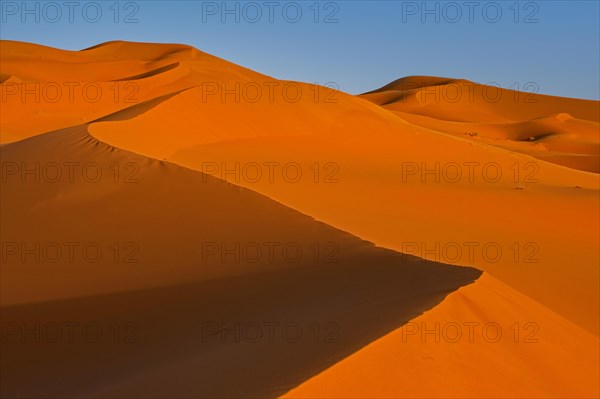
[1,124,481,398]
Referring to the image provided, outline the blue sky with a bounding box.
[1,1,599,99]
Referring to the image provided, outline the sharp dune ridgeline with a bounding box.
[1,40,599,398]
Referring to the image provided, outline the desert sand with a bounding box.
[1,40,598,398]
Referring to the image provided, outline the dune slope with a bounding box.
[0,125,480,398]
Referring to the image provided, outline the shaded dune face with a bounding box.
[282,273,600,399]
[0,126,481,398]
[1,40,599,399]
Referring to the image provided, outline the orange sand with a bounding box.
[1,40,598,398]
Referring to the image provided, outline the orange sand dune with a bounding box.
[0,40,269,142]
[1,40,599,398]
[0,125,480,398]
[361,76,600,172]
[52,43,598,334]
[362,76,600,122]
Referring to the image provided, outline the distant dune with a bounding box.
[1,40,598,398]
[362,76,600,173]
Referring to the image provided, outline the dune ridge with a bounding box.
[1,124,481,398]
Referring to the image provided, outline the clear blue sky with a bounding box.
[1,1,599,99]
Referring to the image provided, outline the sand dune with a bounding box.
[75,46,599,334]
[361,76,600,173]
[1,40,598,398]
[362,76,600,122]
[0,40,269,143]
[1,124,480,398]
